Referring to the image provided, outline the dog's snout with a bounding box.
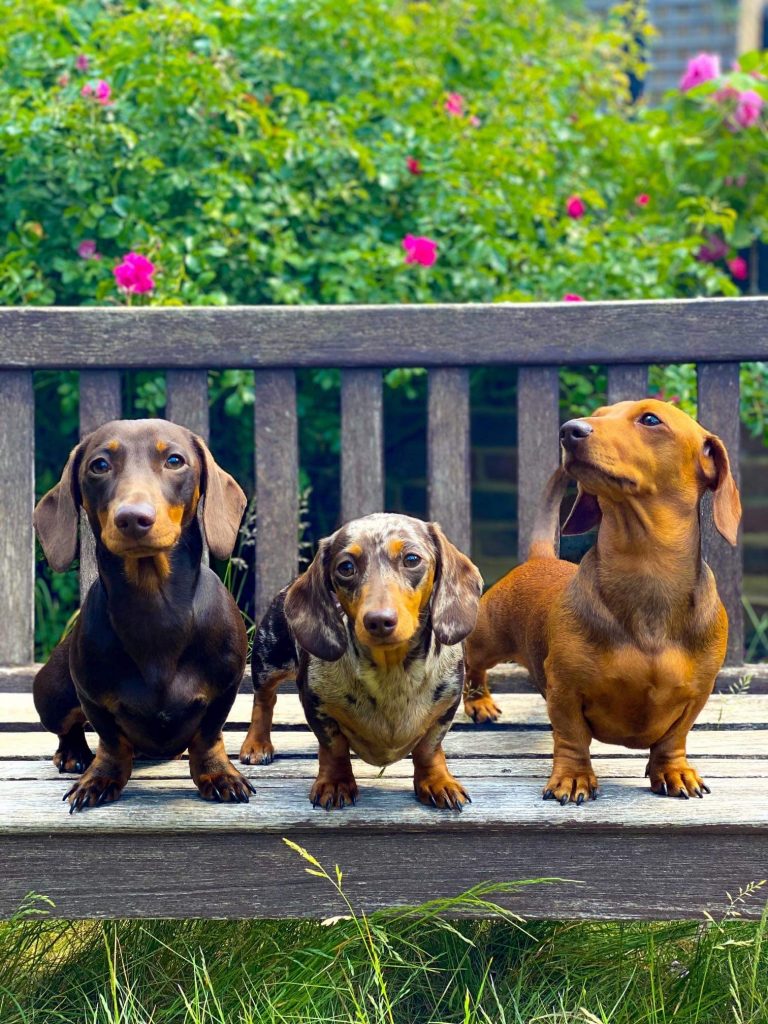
[560,419,593,451]
[114,502,157,538]
[363,609,398,638]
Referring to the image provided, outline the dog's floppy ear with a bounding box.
[192,435,247,560]
[284,537,347,661]
[427,523,483,646]
[702,434,741,546]
[34,440,88,572]
[561,486,602,535]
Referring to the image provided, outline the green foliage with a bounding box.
[1,873,767,1023]
[1,0,767,307]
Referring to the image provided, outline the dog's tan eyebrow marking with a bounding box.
[106,440,120,452]
[345,543,362,558]
[156,441,168,453]
[388,539,406,558]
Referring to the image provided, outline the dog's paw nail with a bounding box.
[543,789,553,800]
[701,783,711,794]
[576,793,584,805]
[559,794,569,806]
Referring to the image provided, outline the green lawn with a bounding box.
[2,849,766,1024]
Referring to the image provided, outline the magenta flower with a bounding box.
[77,240,100,260]
[696,235,728,263]
[403,235,437,267]
[734,89,763,128]
[444,92,465,117]
[469,114,481,128]
[565,195,586,219]
[81,83,93,98]
[728,256,748,281]
[635,193,650,207]
[679,53,721,92]
[562,294,585,302]
[75,54,89,72]
[114,252,156,294]
[406,156,423,176]
[81,80,111,105]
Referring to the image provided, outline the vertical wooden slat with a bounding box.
[254,370,298,622]
[341,369,384,521]
[517,367,561,562]
[166,370,210,441]
[607,364,648,404]
[79,371,122,601]
[427,368,471,554]
[698,362,743,664]
[0,371,35,665]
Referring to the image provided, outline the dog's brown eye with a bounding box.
[639,413,662,427]
[403,553,421,568]
[89,457,111,475]
[336,559,356,578]
[165,454,185,469]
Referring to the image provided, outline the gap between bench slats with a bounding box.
[341,368,384,521]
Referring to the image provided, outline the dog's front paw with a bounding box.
[464,694,502,724]
[647,759,710,799]
[309,774,359,811]
[239,734,275,766]
[414,769,471,811]
[53,736,95,775]
[64,770,124,813]
[543,768,598,806]
[196,765,255,803]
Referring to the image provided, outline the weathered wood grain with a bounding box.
[78,371,122,598]
[4,725,766,761]
[6,692,768,728]
[0,371,34,665]
[427,368,471,554]
[3,829,767,920]
[341,369,384,521]
[1,299,767,368]
[254,370,298,621]
[165,370,209,440]
[517,367,561,560]
[698,363,743,664]
[606,364,648,404]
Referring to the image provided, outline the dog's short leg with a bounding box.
[33,637,95,775]
[190,732,255,803]
[240,668,293,766]
[412,700,469,811]
[63,735,133,812]
[463,665,502,724]
[309,732,359,811]
[544,685,597,805]
[646,694,712,799]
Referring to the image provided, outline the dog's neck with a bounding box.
[586,493,712,639]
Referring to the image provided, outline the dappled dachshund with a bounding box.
[464,399,741,804]
[33,419,251,811]
[240,513,483,810]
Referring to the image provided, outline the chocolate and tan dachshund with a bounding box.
[33,419,252,811]
[465,399,741,804]
[239,513,483,810]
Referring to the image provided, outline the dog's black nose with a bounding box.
[114,502,156,538]
[560,419,593,451]
[363,609,398,638]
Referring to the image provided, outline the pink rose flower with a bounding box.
[114,252,156,294]
[77,240,100,260]
[57,73,70,87]
[406,156,423,176]
[469,115,481,128]
[444,92,464,117]
[80,83,93,98]
[635,193,650,207]
[562,294,585,302]
[728,256,748,281]
[75,54,89,72]
[403,235,437,267]
[679,52,721,91]
[565,195,586,219]
[696,235,728,263]
[81,80,111,105]
[734,89,763,128]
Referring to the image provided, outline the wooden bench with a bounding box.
[1,298,767,921]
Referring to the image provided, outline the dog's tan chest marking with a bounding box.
[308,642,462,766]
